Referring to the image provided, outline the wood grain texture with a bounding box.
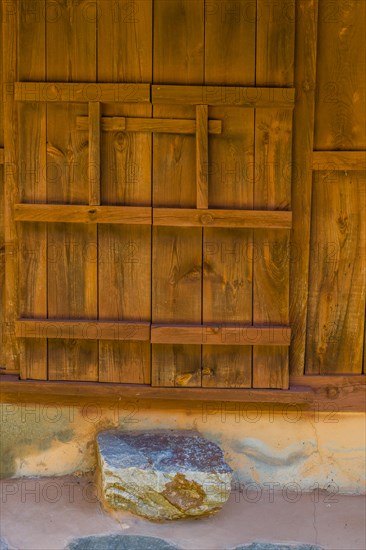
[46,0,98,381]
[97,0,152,384]
[77,116,222,135]
[15,205,151,224]
[1,373,365,411]
[0,3,3,369]
[88,102,101,205]
[196,105,208,209]
[314,0,366,150]
[153,209,291,229]
[152,85,295,107]
[2,0,21,373]
[290,0,319,375]
[254,0,295,389]
[151,325,291,346]
[152,0,204,387]
[18,0,47,379]
[16,320,150,341]
[306,171,366,373]
[14,82,150,102]
[312,151,366,171]
[203,0,256,388]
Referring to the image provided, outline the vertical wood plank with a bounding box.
[152,0,204,387]
[46,0,98,381]
[196,105,208,209]
[254,0,295,388]
[203,0,256,388]
[97,0,152,384]
[88,102,100,206]
[0,1,4,368]
[18,0,47,379]
[2,0,21,373]
[290,0,318,375]
[306,171,366,373]
[314,0,366,150]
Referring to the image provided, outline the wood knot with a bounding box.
[200,213,213,225]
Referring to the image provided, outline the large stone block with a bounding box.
[97,430,232,521]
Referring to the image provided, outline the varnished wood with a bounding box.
[0,149,4,163]
[312,151,366,171]
[16,320,150,341]
[196,105,209,209]
[153,208,292,228]
[14,204,151,224]
[15,82,150,103]
[152,85,295,107]
[151,325,291,346]
[77,116,222,135]
[88,102,101,206]
[290,0,319,375]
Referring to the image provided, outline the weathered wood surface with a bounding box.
[196,105,208,209]
[202,0,255,388]
[14,82,150,103]
[0,4,3,369]
[46,0,98,381]
[152,0,204,388]
[306,171,366,373]
[312,151,366,171]
[314,0,366,150]
[254,0,295,389]
[77,116,222,134]
[2,0,21,373]
[17,0,47,379]
[88,102,101,206]
[16,320,150,341]
[151,325,291,346]
[153,209,292,228]
[290,0,319,376]
[97,0,152,385]
[152,85,295,107]
[15,205,151,224]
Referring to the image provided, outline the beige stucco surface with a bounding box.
[1,401,365,495]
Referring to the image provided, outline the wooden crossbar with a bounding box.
[153,208,292,229]
[14,82,150,103]
[16,320,150,341]
[312,151,366,171]
[14,204,151,224]
[151,325,291,346]
[152,85,296,107]
[76,116,222,134]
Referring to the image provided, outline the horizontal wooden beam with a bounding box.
[312,151,366,171]
[14,82,150,103]
[152,85,295,107]
[0,148,4,164]
[16,320,150,341]
[1,374,364,411]
[14,204,151,224]
[77,116,222,134]
[151,325,291,346]
[153,208,292,229]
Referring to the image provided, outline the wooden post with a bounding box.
[88,101,101,206]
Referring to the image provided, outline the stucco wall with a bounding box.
[1,400,365,496]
